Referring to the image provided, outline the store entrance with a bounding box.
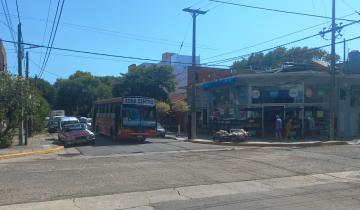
[264,106,284,136]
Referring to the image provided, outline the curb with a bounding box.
[187,140,349,147]
[0,146,64,160]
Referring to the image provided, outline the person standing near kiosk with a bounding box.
[275,115,283,141]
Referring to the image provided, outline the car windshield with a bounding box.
[64,124,85,132]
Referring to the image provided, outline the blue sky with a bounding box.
[1,0,359,83]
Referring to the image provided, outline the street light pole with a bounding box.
[183,8,207,140]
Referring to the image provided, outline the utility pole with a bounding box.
[17,23,24,145]
[183,8,207,140]
[25,51,29,145]
[329,0,336,140]
[343,38,346,72]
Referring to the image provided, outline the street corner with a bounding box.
[0,145,65,160]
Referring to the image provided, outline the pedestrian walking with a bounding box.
[275,115,283,141]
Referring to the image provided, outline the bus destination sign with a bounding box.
[123,97,155,106]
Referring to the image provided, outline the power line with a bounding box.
[1,0,17,52]
[1,39,230,68]
[29,58,62,78]
[40,0,65,78]
[39,0,53,63]
[189,0,206,9]
[202,11,359,61]
[206,18,360,65]
[178,17,192,54]
[209,0,356,22]
[15,0,20,23]
[206,33,321,65]
[0,11,218,50]
[40,0,61,77]
[341,0,360,15]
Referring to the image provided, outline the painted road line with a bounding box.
[0,170,358,210]
[0,146,64,160]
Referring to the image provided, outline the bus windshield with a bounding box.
[122,105,156,127]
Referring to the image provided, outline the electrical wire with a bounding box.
[189,0,207,9]
[39,0,53,63]
[39,0,61,77]
[203,11,359,61]
[40,0,65,78]
[1,0,17,52]
[29,58,62,77]
[209,0,356,22]
[15,0,21,23]
[5,35,360,79]
[178,17,192,54]
[0,10,218,50]
[206,18,360,65]
[1,39,230,68]
[341,0,360,15]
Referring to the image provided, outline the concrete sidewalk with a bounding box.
[1,170,358,210]
[0,133,64,159]
[166,133,358,147]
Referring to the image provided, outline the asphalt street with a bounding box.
[0,137,360,209]
[76,136,227,156]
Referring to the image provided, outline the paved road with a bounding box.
[76,136,227,156]
[0,141,360,209]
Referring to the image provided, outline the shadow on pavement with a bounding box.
[92,135,153,147]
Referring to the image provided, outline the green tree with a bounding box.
[54,71,112,116]
[232,47,340,70]
[29,77,56,108]
[0,74,36,147]
[112,65,176,101]
[171,100,188,135]
[31,93,50,133]
[156,101,170,123]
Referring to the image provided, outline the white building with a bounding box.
[129,52,200,96]
[159,52,200,93]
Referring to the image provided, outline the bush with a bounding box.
[0,131,14,148]
[31,93,50,133]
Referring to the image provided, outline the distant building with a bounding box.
[0,40,7,73]
[164,53,200,93]
[128,52,200,101]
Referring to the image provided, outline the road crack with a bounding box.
[72,198,85,210]
[174,188,192,200]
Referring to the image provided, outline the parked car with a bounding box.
[157,123,166,138]
[59,117,79,131]
[48,116,62,133]
[79,117,92,131]
[58,123,95,147]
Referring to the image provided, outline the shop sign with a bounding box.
[202,77,237,90]
[252,90,260,99]
[123,97,155,106]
